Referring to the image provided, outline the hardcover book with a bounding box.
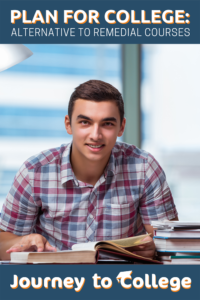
[10,234,161,264]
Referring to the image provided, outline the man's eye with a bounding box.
[104,122,114,126]
[81,121,89,125]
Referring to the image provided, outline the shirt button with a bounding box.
[89,214,93,219]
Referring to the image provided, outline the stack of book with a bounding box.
[151,221,200,264]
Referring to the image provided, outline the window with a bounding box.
[141,45,200,221]
[0,44,122,209]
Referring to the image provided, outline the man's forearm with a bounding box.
[0,231,22,260]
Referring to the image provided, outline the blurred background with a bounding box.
[0,44,199,221]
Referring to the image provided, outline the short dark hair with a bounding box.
[68,80,124,124]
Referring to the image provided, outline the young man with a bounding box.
[0,80,178,260]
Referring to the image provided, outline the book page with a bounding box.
[109,234,150,248]
[72,241,97,251]
[151,221,200,227]
[11,249,94,263]
[10,252,29,263]
[71,234,150,251]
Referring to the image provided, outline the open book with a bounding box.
[10,234,161,264]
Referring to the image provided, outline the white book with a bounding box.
[154,229,200,238]
[154,237,200,251]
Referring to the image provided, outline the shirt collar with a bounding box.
[60,142,116,185]
[104,148,116,178]
[61,142,77,185]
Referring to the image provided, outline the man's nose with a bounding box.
[90,124,102,140]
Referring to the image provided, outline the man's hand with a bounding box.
[130,236,156,259]
[6,233,57,253]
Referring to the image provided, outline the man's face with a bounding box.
[65,99,126,163]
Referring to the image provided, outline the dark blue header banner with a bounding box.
[0,0,199,43]
[0,265,200,300]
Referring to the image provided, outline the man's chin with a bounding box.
[85,153,105,161]
[83,149,108,162]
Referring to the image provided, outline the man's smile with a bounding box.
[86,143,105,151]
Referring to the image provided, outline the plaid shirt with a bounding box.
[0,142,178,250]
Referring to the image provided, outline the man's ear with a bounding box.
[65,115,72,135]
[117,118,126,137]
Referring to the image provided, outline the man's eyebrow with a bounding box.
[77,114,92,121]
[76,115,117,122]
[102,117,117,122]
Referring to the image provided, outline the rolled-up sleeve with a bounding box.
[139,153,178,224]
[0,164,39,235]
